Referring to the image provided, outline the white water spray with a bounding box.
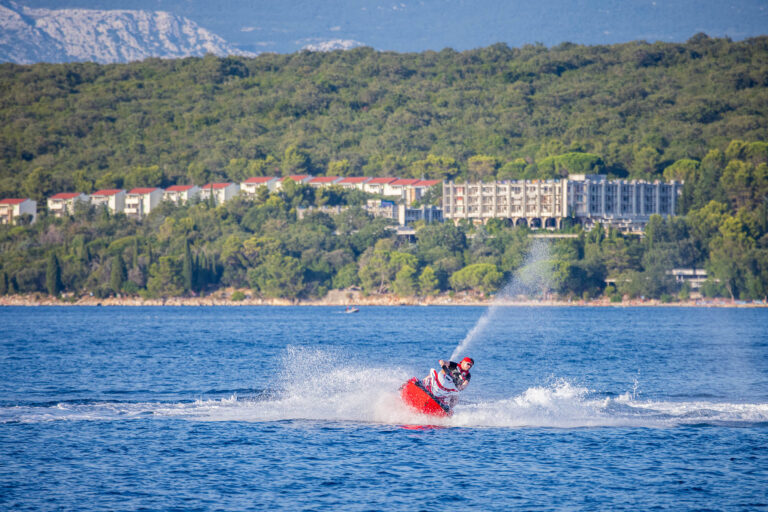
[450,239,553,361]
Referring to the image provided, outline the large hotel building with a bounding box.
[443,174,683,231]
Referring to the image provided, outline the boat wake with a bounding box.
[2,348,767,428]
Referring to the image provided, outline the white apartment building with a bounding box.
[125,187,164,219]
[47,193,89,217]
[199,183,240,205]
[0,198,37,224]
[163,185,200,204]
[240,177,279,196]
[338,177,371,190]
[384,178,420,197]
[443,175,683,231]
[90,189,126,214]
[363,177,397,195]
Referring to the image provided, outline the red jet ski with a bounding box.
[400,377,452,417]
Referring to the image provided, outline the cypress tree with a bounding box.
[0,270,7,295]
[208,186,216,208]
[110,255,125,295]
[131,238,139,269]
[46,252,62,296]
[183,239,193,292]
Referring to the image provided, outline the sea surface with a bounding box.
[1,306,767,511]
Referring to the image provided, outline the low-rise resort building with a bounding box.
[0,198,37,224]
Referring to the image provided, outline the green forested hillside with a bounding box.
[1,36,767,302]
[1,34,767,200]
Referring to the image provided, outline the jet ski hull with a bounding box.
[400,378,452,417]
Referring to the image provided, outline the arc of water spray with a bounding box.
[450,240,553,361]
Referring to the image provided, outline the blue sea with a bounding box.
[1,306,767,511]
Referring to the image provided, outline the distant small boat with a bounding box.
[344,306,359,313]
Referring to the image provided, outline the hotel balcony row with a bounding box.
[443,175,684,231]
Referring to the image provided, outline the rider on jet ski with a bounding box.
[421,357,474,409]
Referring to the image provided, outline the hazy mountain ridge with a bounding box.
[0,1,255,64]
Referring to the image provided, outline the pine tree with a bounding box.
[46,252,62,296]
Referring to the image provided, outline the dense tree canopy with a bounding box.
[1,36,767,198]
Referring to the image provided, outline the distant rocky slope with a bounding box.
[0,1,254,64]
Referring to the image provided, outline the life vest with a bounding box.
[423,368,460,399]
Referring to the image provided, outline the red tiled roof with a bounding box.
[49,193,81,200]
[91,189,124,196]
[243,177,277,184]
[202,183,234,190]
[0,198,28,204]
[390,179,421,186]
[339,177,370,184]
[128,187,159,194]
[165,185,195,192]
[366,177,397,184]
[414,180,441,187]
[281,175,311,182]
[310,176,341,183]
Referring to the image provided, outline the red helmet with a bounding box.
[460,357,474,366]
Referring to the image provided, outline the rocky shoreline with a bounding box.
[0,289,764,308]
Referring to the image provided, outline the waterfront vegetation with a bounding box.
[1,35,767,301]
[1,139,766,302]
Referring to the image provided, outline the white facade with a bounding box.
[163,185,200,204]
[443,175,683,231]
[125,188,164,219]
[90,189,126,214]
[397,203,443,226]
[363,178,397,195]
[240,177,278,196]
[565,174,682,231]
[384,179,420,197]
[199,183,240,205]
[47,193,89,217]
[0,198,37,224]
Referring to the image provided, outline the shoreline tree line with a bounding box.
[1,138,767,301]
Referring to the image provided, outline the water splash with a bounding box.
[450,239,553,361]
[4,375,767,428]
